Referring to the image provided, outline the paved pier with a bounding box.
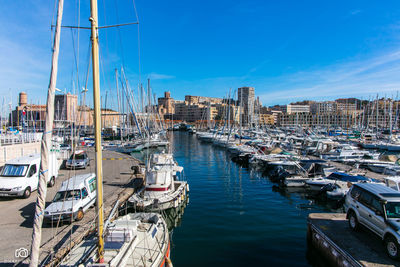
[0,149,142,266]
[308,213,397,267]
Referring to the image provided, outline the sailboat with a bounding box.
[29,0,171,266]
[61,212,170,267]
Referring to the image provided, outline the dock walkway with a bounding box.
[308,213,397,267]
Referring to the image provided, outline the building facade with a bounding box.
[286,104,310,114]
[238,87,255,125]
[158,91,175,118]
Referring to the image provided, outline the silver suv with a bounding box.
[344,183,400,259]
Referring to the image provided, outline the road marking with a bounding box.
[102,157,131,161]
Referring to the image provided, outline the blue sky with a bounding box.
[1,0,400,113]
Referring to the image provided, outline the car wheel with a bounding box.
[348,211,359,231]
[385,236,400,259]
[22,187,31,199]
[48,177,55,187]
[75,209,84,221]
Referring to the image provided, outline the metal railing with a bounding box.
[0,133,43,146]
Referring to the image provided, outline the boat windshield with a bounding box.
[385,202,400,219]
[53,190,82,202]
[1,164,29,177]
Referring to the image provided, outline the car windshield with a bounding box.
[53,190,82,202]
[385,202,400,219]
[70,154,85,160]
[1,164,29,177]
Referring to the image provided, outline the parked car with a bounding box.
[44,173,96,223]
[65,150,90,169]
[344,183,400,259]
[0,153,58,198]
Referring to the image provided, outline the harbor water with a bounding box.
[165,132,338,267]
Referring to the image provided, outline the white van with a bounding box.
[44,173,96,223]
[0,153,58,198]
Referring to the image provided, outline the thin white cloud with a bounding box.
[350,9,362,16]
[148,73,175,80]
[258,49,400,105]
[0,35,50,104]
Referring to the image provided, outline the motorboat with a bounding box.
[128,152,189,211]
[305,172,381,191]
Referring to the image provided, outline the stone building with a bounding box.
[10,92,47,130]
[77,107,121,128]
[158,91,175,119]
[54,93,78,127]
[184,95,223,105]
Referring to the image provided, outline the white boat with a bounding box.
[306,172,384,200]
[367,163,400,175]
[325,184,348,200]
[128,152,189,211]
[281,175,311,187]
[60,213,170,267]
[384,176,400,191]
[305,172,374,191]
[320,144,378,161]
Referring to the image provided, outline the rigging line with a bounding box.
[76,0,81,97]
[137,23,142,87]
[52,22,139,30]
[101,0,111,76]
[98,43,113,112]
[77,41,92,127]
[132,0,142,85]
[50,0,58,38]
[100,0,116,113]
[70,29,81,98]
[114,0,127,70]
[132,0,140,23]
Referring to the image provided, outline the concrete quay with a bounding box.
[0,149,142,266]
[308,213,397,267]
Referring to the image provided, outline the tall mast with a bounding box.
[376,94,379,135]
[29,0,64,266]
[115,69,123,142]
[89,0,105,262]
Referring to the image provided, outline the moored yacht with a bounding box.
[128,152,189,211]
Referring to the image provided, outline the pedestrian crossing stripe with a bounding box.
[102,157,131,160]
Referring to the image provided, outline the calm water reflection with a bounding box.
[138,132,338,266]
